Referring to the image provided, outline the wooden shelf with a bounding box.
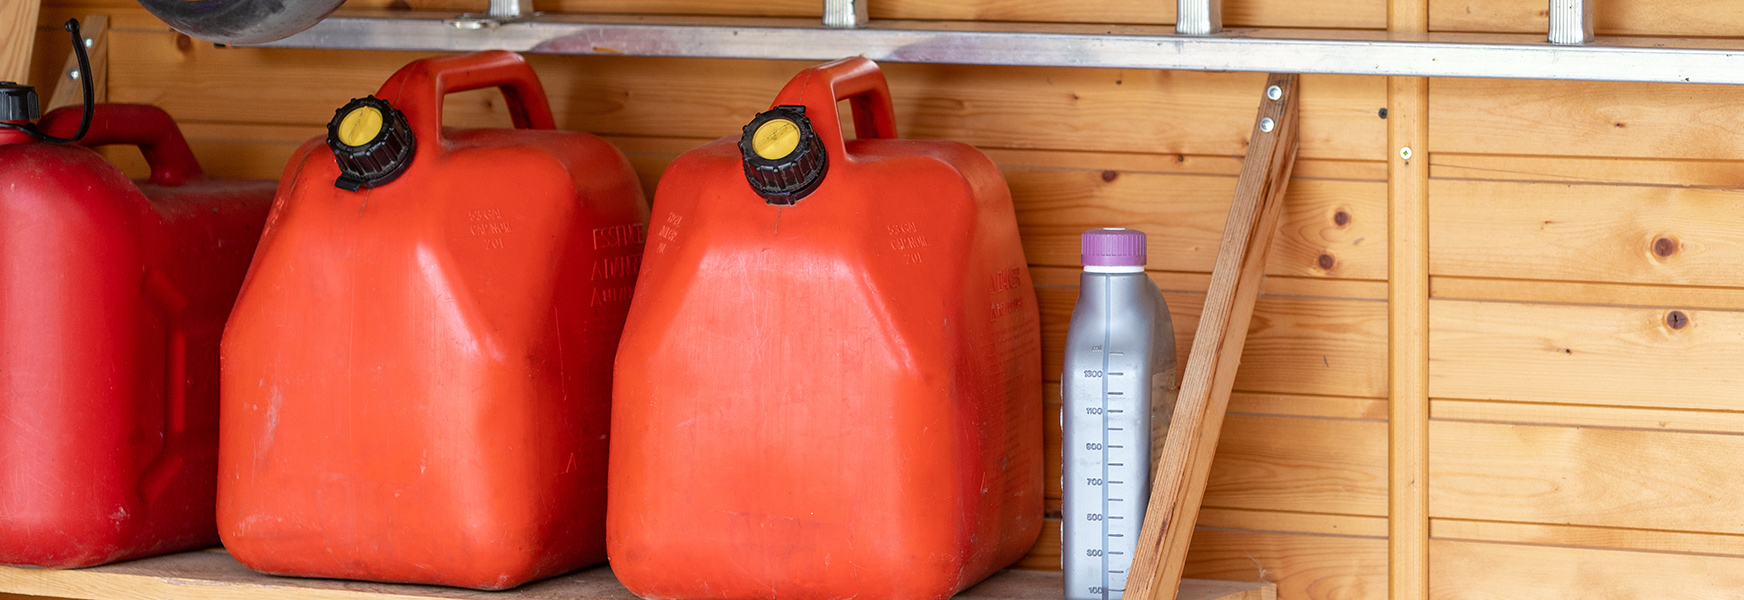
[0,550,1273,600]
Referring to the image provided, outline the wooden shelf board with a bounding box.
[0,550,1272,600]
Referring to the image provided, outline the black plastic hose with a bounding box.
[135,0,346,45]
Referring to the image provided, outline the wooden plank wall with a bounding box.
[30,1,1744,599]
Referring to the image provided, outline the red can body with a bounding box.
[609,58,1044,600]
[0,104,274,567]
[218,51,648,590]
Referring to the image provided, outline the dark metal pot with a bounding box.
[136,0,346,45]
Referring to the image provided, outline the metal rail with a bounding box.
[250,12,1744,85]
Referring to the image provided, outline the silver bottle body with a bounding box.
[1061,270,1177,600]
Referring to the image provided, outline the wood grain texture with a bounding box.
[1200,509,1389,538]
[1429,154,1744,188]
[1429,539,1744,599]
[1127,73,1300,600]
[1429,179,1744,286]
[1429,299,1744,410]
[1388,75,1429,600]
[1186,527,1387,600]
[0,550,1270,600]
[1037,279,1389,399]
[1429,0,1744,37]
[1,0,42,82]
[1431,276,1744,312]
[99,32,1387,160]
[1430,78,1744,160]
[1429,419,1744,535]
[1228,392,1388,421]
[1432,398,1744,436]
[1010,169,1386,278]
[1205,415,1388,517]
[1433,519,1744,558]
[43,13,103,111]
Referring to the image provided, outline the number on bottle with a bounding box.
[1087,478,1104,486]
[1086,407,1103,415]
[1083,370,1103,378]
[1086,549,1103,557]
[1087,513,1104,521]
[1086,442,1103,450]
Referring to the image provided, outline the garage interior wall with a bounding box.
[26,0,1744,598]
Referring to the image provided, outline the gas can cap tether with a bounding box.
[1082,227,1147,268]
[739,105,828,205]
[0,82,41,122]
[327,96,416,192]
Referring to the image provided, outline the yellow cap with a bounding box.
[336,106,384,147]
[751,118,801,160]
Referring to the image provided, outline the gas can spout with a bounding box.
[0,20,92,144]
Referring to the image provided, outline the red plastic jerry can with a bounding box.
[218,51,648,590]
[0,98,274,568]
[609,57,1044,600]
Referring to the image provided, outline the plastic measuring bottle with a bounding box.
[1062,228,1178,600]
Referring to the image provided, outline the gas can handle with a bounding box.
[38,104,205,187]
[771,57,898,153]
[380,50,557,145]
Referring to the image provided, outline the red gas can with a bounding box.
[0,99,274,567]
[218,51,647,590]
[609,58,1044,600]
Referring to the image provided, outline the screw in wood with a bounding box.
[1399,146,1413,160]
[1266,85,1282,101]
[1260,117,1275,133]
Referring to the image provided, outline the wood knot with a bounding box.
[1653,236,1679,258]
[1667,310,1689,330]
[1101,170,1119,183]
[1317,253,1336,270]
[1333,210,1351,227]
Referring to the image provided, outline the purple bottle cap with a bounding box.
[1081,228,1146,267]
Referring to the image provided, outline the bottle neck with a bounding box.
[1084,265,1144,274]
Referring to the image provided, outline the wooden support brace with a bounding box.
[45,14,109,112]
[1123,72,1300,600]
[0,0,42,83]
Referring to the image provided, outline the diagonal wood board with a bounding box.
[0,0,41,83]
[1123,73,1301,600]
